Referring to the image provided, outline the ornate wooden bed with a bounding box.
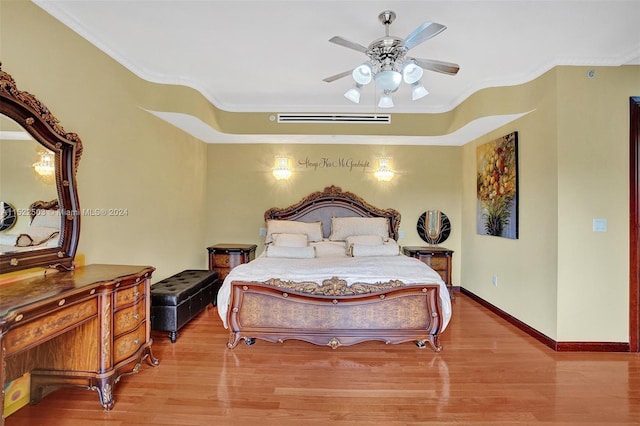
[222,186,449,352]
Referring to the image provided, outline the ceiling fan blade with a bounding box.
[412,58,460,76]
[329,36,369,54]
[400,22,446,50]
[323,69,353,83]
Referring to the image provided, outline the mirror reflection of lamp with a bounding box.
[426,209,442,246]
[272,156,293,180]
[374,156,394,182]
[32,148,55,184]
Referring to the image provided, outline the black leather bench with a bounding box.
[150,269,220,343]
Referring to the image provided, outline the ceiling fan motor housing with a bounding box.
[368,36,407,72]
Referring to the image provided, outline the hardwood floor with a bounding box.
[5,293,640,425]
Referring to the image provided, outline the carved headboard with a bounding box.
[264,186,401,241]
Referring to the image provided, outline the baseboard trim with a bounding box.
[458,287,630,352]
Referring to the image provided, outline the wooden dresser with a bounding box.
[0,264,158,422]
[207,244,257,280]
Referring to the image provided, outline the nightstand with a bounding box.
[402,246,454,294]
[207,244,257,280]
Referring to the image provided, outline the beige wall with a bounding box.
[462,66,639,342]
[462,71,560,339]
[1,2,209,281]
[2,2,639,343]
[555,66,637,341]
[206,144,462,283]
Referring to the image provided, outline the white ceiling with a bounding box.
[33,1,640,145]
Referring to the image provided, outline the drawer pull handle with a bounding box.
[134,338,140,345]
[134,291,140,298]
[133,313,140,320]
[58,299,66,306]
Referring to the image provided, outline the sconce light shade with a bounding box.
[272,156,293,180]
[344,84,362,103]
[411,82,429,100]
[352,63,373,85]
[378,91,394,108]
[32,149,55,184]
[402,61,423,84]
[374,156,395,182]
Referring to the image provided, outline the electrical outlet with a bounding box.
[492,275,498,287]
[259,227,266,236]
[399,230,405,239]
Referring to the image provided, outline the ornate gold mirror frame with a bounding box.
[0,64,82,273]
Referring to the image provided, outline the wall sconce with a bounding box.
[272,156,293,180]
[32,148,55,184]
[374,156,394,182]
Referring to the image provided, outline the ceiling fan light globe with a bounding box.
[402,61,424,84]
[352,64,373,85]
[344,86,361,103]
[378,93,394,108]
[375,70,402,92]
[411,82,429,100]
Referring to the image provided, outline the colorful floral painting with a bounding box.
[476,132,518,239]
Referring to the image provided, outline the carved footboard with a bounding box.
[226,279,443,352]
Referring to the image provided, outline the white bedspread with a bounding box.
[216,253,452,331]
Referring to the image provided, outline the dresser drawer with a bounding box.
[214,255,231,268]
[4,299,98,356]
[114,323,146,364]
[115,281,146,307]
[208,244,256,272]
[114,300,146,336]
[423,256,448,270]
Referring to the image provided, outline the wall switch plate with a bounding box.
[259,227,266,236]
[398,230,405,239]
[492,275,498,287]
[593,218,607,232]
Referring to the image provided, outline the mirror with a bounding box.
[0,64,83,273]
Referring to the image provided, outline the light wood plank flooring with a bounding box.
[5,293,640,425]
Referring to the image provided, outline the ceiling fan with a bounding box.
[323,10,460,108]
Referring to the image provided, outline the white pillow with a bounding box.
[329,217,389,241]
[349,242,400,257]
[272,233,308,247]
[265,220,323,244]
[345,235,384,247]
[31,209,60,229]
[266,245,316,259]
[311,241,348,257]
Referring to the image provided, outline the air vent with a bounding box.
[276,114,391,124]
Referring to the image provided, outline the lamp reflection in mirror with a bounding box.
[33,148,55,184]
[426,209,443,246]
[374,157,394,182]
[272,156,293,180]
